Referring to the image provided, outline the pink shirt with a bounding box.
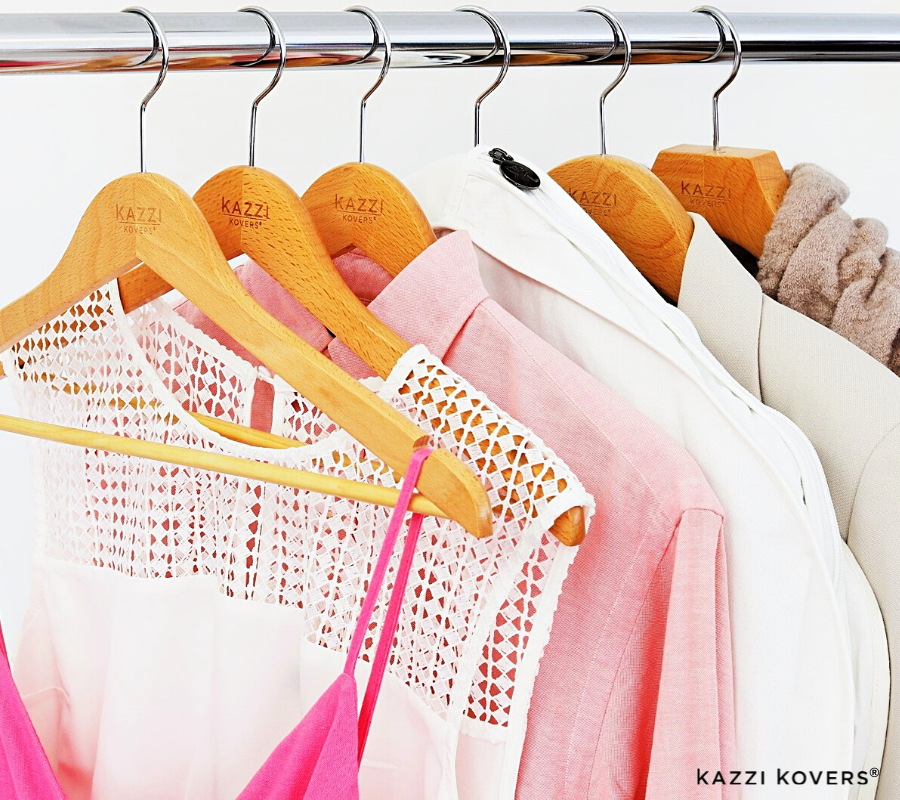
[176,232,736,800]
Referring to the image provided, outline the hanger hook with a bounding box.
[693,6,742,151]
[239,7,287,168]
[579,7,631,156]
[454,7,510,148]
[122,7,169,173]
[345,6,391,164]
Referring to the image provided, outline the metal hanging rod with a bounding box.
[3,12,900,74]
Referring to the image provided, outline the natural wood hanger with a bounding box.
[0,411,446,518]
[0,172,498,535]
[301,6,436,277]
[550,8,693,303]
[652,6,789,263]
[307,6,584,544]
[0,8,493,541]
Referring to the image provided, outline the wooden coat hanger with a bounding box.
[550,7,693,303]
[97,9,585,546]
[652,6,789,262]
[199,9,583,547]
[300,6,436,277]
[0,7,493,541]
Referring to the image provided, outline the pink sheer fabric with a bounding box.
[0,450,432,800]
[0,624,66,799]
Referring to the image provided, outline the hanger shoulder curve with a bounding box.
[0,172,493,540]
[652,144,789,259]
[550,154,693,302]
[302,162,436,277]
[192,165,408,380]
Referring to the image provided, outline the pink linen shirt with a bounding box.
[176,232,736,800]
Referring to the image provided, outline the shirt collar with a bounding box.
[327,231,489,374]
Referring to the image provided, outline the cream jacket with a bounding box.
[680,214,893,799]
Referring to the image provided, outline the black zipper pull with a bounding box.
[488,148,541,191]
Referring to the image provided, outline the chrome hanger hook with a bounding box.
[454,7,510,147]
[693,6,742,151]
[239,7,287,168]
[579,7,631,156]
[122,7,170,173]
[346,6,391,164]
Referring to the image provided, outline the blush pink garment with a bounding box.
[0,450,431,800]
[176,232,737,800]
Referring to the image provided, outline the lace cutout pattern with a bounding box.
[4,283,594,730]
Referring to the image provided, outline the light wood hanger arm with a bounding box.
[0,172,493,540]
[651,8,789,264]
[0,411,445,518]
[550,7,693,302]
[550,155,693,302]
[652,144,788,259]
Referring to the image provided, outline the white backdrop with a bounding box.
[1,0,899,646]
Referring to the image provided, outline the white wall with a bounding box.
[1,0,898,646]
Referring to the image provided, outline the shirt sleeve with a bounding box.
[644,507,736,800]
[588,507,735,799]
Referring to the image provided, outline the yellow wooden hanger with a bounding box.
[652,6,789,262]
[301,6,437,277]
[550,7,693,302]
[0,7,493,541]
[102,10,583,546]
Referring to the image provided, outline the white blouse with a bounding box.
[4,280,592,800]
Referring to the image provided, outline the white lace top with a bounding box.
[4,281,593,800]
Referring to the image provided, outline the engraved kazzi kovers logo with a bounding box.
[679,181,732,208]
[333,194,385,224]
[220,198,270,228]
[567,188,618,215]
[114,205,162,233]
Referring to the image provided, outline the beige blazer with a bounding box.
[680,213,897,799]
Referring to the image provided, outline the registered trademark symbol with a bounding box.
[871,768,880,777]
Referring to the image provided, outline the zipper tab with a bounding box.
[488,148,541,191]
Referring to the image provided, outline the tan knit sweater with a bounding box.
[757,163,900,376]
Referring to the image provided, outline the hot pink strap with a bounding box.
[342,448,433,761]
[356,497,428,759]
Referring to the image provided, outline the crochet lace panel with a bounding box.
[4,283,593,730]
